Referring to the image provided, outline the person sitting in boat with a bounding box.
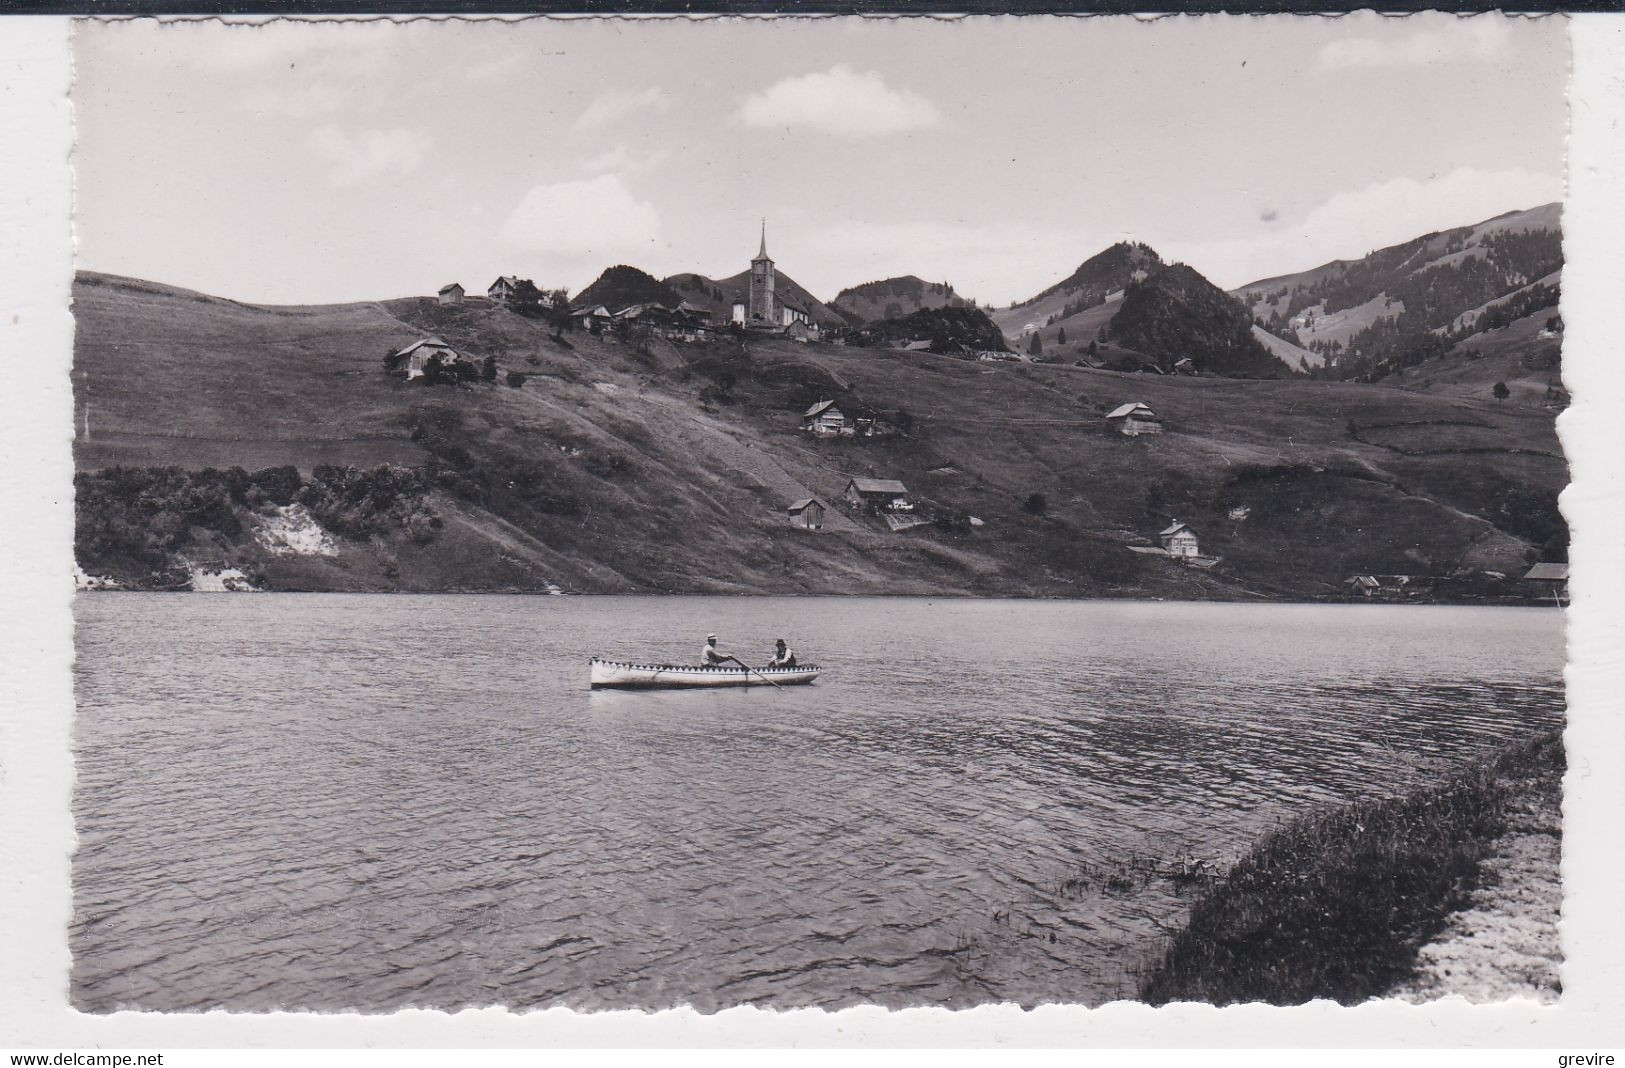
[766,639,797,669]
[702,634,748,670]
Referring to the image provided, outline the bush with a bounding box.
[506,371,527,388]
[250,465,302,506]
[1023,492,1048,515]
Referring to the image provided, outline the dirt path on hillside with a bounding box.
[1389,750,1564,1004]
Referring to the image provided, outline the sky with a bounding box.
[72,14,1569,307]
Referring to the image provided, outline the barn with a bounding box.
[787,498,825,531]
[388,337,465,380]
[437,283,464,306]
[1106,402,1163,436]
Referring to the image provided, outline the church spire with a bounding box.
[757,219,768,261]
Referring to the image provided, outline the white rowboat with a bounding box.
[589,657,820,690]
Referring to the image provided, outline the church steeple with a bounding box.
[748,218,776,324]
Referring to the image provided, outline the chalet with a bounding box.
[676,300,713,324]
[1172,357,1195,375]
[389,337,464,380]
[1159,521,1200,558]
[844,477,912,513]
[1106,402,1163,436]
[1523,562,1569,601]
[570,305,615,333]
[802,400,853,436]
[487,276,526,304]
[437,283,464,306]
[1343,575,1383,598]
[787,498,825,531]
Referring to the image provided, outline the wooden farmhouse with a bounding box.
[437,283,464,306]
[802,400,853,437]
[1172,357,1195,375]
[389,337,465,380]
[1106,402,1163,436]
[571,305,615,332]
[1159,521,1200,558]
[844,477,912,513]
[787,498,826,531]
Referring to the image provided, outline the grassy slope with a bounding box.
[73,272,1567,597]
[1139,730,1563,1006]
[1392,306,1565,410]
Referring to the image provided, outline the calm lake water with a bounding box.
[71,595,1565,1012]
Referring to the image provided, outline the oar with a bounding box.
[740,661,785,689]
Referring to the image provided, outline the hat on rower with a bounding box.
[707,633,717,640]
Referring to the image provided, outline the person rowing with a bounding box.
[701,633,748,670]
[766,638,797,669]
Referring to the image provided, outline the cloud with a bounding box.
[574,87,668,130]
[499,174,663,259]
[580,144,671,175]
[309,125,431,187]
[1163,166,1564,289]
[737,65,941,137]
[1316,16,1513,71]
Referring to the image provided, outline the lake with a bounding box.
[71,595,1565,1012]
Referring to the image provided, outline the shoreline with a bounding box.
[69,586,1567,608]
[1139,729,1565,1006]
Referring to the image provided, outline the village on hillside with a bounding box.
[72,205,1569,604]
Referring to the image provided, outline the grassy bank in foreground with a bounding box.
[1139,730,1564,1006]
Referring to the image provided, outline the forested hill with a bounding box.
[829,275,973,327]
[1235,203,1562,385]
[572,265,682,311]
[1110,265,1288,379]
[72,271,1565,601]
[993,247,1308,378]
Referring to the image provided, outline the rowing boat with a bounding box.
[589,657,820,690]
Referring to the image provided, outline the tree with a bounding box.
[1493,381,1511,404]
[481,355,498,382]
[505,371,527,388]
[1057,326,1067,345]
[507,279,548,317]
[1028,332,1043,357]
[1086,340,1098,357]
[1023,492,1048,516]
[422,354,445,385]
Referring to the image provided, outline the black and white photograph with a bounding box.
[53,10,1584,1021]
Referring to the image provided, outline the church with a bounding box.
[730,224,817,335]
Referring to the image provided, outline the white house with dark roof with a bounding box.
[1159,521,1200,557]
[801,399,852,436]
[488,276,529,304]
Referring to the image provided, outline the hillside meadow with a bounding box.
[72,273,1566,598]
